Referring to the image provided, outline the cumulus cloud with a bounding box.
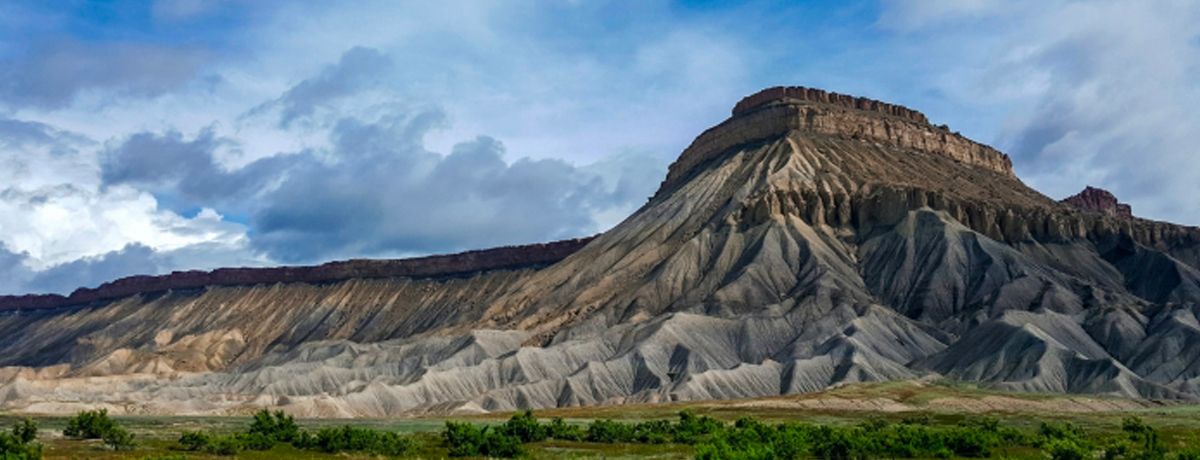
[98,104,662,264]
[877,0,1200,224]
[100,129,298,212]
[251,119,650,262]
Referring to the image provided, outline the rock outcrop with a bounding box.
[1062,186,1134,218]
[1,87,1199,417]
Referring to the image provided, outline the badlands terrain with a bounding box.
[1,86,1199,417]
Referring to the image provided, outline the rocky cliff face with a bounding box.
[1062,186,1134,218]
[1,87,1199,417]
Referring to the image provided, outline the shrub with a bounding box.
[498,410,547,443]
[673,411,724,444]
[809,426,869,460]
[63,408,117,439]
[442,421,522,458]
[444,421,487,456]
[102,426,136,451]
[248,409,299,443]
[545,417,584,441]
[206,435,243,456]
[235,432,277,451]
[297,425,414,456]
[586,419,636,443]
[178,431,211,451]
[1046,438,1091,460]
[694,418,788,460]
[1039,422,1088,444]
[0,425,43,460]
[11,419,36,445]
[942,427,993,458]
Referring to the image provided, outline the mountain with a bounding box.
[2,86,1199,416]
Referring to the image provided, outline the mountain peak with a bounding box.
[732,86,929,124]
[657,86,1014,197]
[1062,186,1133,218]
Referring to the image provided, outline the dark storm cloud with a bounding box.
[100,129,299,211]
[0,40,208,109]
[251,111,648,262]
[98,107,661,264]
[248,46,394,128]
[86,43,667,266]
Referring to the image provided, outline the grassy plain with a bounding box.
[5,380,1200,459]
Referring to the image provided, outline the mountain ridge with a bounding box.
[2,86,1199,417]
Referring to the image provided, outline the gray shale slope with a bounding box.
[2,86,1199,416]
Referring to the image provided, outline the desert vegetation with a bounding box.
[8,398,1200,459]
[0,418,42,459]
[177,409,416,457]
[62,408,136,451]
[429,411,1200,459]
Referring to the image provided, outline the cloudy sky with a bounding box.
[1,0,1197,295]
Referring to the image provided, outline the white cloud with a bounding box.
[878,0,1200,224]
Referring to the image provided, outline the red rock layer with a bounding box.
[733,86,930,123]
[1062,186,1133,218]
[0,237,593,312]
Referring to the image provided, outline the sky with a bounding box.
[1,0,1198,295]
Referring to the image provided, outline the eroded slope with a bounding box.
[2,86,1199,416]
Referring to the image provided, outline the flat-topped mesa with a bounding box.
[658,86,1014,196]
[0,237,593,312]
[731,86,930,123]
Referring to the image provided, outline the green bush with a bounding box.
[102,426,136,451]
[177,431,272,455]
[808,425,870,460]
[63,408,117,439]
[498,410,548,443]
[10,419,36,446]
[206,435,243,456]
[1046,438,1091,460]
[0,419,43,460]
[296,425,414,456]
[442,421,523,458]
[673,411,724,444]
[545,417,585,441]
[177,431,210,451]
[248,409,299,443]
[585,419,636,443]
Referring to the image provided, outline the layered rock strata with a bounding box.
[1063,186,1134,218]
[1,87,1199,416]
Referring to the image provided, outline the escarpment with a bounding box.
[0,237,592,312]
[657,86,1014,197]
[2,86,1200,417]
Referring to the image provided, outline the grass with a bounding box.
[5,380,1200,459]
